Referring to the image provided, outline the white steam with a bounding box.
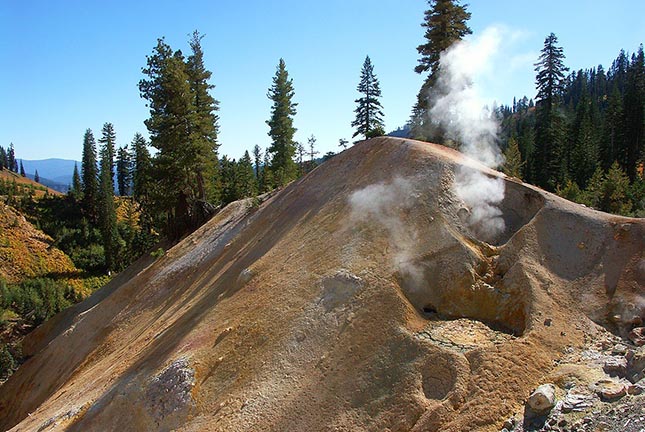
[349,177,424,285]
[428,26,507,241]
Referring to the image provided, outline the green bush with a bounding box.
[150,247,165,259]
[2,278,72,326]
[70,244,106,272]
[0,344,16,379]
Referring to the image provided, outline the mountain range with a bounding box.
[20,158,79,192]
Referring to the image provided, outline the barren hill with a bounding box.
[0,137,643,431]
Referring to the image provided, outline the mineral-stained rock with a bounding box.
[561,387,595,413]
[591,379,626,400]
[626,382,643,395]
[603,356,628,376]
[527,383,556,413]
[628,327,645,346]
[611,343,628,355]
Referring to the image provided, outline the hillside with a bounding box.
[0,137,643,431]
[0,203,75,284]
[0,169,62,198]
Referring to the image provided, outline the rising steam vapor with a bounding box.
[428,26,507,241]
[349,177,424,286]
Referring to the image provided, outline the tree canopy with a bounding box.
[266,58,298,187]
[351,56,385,140]
[411,0,471,140]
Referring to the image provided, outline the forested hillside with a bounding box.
[496,44,644,216]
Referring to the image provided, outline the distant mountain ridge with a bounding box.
[21,158,79,192]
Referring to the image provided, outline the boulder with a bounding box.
[527,384,556,413]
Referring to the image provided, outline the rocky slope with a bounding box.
[0,137,643,431]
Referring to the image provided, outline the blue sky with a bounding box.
[1,0,644,162]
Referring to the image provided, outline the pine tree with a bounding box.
[116,145,132,196]
[81,129,99,222]
[609,50,629,95]
[139,35,221,236]
[585,162,632,215]
[502,137,524,179]
[622,46,644,181]
[7,144,16,173]
[186,30,221,202]
[237,151,257,199]
[19,160,25,177]
[98,139,120,272]
[252,144,262,184]
[411,0,471,139]
[601,84,625,170]
[71,162,82,199]
[0,146,7,170]
[98,122,117,188]
[351,56,385,140]
[220,155,238,204]
[131,132,155,234]
[266,58,298,187]
[296,141,306,175]
[34,170,40,183]
[308,135,319,164]
[534,33,569,190]
[569,86,599,187]
[131,133,151,204]
[140,38,198,236]
[261,151,274,193]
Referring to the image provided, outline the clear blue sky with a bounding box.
[2,0,644,161]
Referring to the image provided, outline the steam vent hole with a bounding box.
[398,268,526,337]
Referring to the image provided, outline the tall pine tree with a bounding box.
[71,162,82,199]
[237,151,257,199]
[0,146,7,170]
[534,33,569,190]
[569,85,599,187]
[116,145,132,196]
[140,39,198,236]
[81,129,99,222]
[220,156,238,204]
[98,122,117,188]
[601,84,625,170]
[186,30,221,202]
[411,0,471,140]
[266,58,298,187]
[622,46,644,180]
[131,133,151,204]
[98,140,120,272]
[252,144,262,187]
[7,144,16,173]
[139,35,221,236]
[351,56,385,140]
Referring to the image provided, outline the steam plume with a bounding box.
[428,26,507,241]
[349,177,423,285]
